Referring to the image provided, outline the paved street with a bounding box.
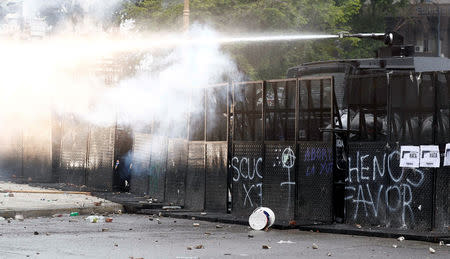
[0,214,448,259]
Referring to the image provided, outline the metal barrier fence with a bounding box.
[0,75,448,232]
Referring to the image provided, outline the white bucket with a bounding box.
[249,207,275,230]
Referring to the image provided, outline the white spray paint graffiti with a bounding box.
[231,156,263,207]
[345,150,425,228]
[231,147,296,208]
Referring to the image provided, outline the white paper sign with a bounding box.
[420,145,440,168]
[400,146,420,168]
[444,143,450,167]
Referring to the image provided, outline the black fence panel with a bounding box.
[148,136,168,201]
[58,116,89,186]
[435,165,449,232]
[23,125,53,183]
[165,139,188,206]
[130,133,152,195]
[86,126,115,191]
[262,143,296,225]
[0,134,22,181]
[346,143,433,231]
[231,143,263,219]
[185,142,206,211]
[205,142,228,212]
[297,142,334,224]
[345,142,389,226]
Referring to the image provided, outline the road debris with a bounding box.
[193,223,200,227]
[262,245,271,249]
[215,224,223,228]
[162,206,181,210]
[70,212,79,216]
[248,234,254,238]
[397,236,405,242]
[102,228,109,232]
[105,218,113,223]
[355,224,362,229]
[312,243,319,249]
[187,247,192,250]
[429,247,436,254]
[0,217,5,221]
[14,214,24,221]
[94,201,102,206]
[392,244,398,248]
[85,215,105,223]
[33,231,39,235]
[277,240,295,244]
[200,212,207,215]
[194,245,204,249]
[439,241,444,246]
[327,252,332,256]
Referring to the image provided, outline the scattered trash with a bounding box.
[105,218,113,223]
[327,252,332,256]
[446,243,450,247]
[33,231,39,235]
[392,244,398,248]
[0,217,5,221]
[224,253,231,256]
[102,228,109,232]
[397,236,405,242]
[277,240,295,244]
[156,219,161,224]
[69,219,78,223]
[70,212,79,217]
[439,241,444,246]
[262,245,271,249]
[215,225,223,229]
[193,223,200,227]
[249,207,275,231]
[52,214,63,218]
[4,193,14,197]
[289,220,296,226]
[312,243,319,249]
[248,234,254,238]
[149,217,153,221]
[429,247,435,254]
[114,243,118,247]
[187,247,192,250]
[15,214,24,221]
[162,206,181,210]
[194,245,204,249]
[85,215,105,223]
[45,233,50,236]
[200,212,207,215]
[204,232,211,236]
[117,210,122,215]
[192,217,196,220]
[355,224,362,229]
[94,202,102,206]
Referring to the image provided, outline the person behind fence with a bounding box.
[114,155,132,192]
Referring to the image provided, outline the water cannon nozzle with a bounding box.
[383,31,403,46]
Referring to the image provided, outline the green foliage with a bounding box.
[116,0,408,80]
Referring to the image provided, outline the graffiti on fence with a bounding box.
[303,147,333,176]
[231,156,263,207]
[345,150,425,227]
[232,147,296,208]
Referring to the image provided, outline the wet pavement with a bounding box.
[0,214,448,259]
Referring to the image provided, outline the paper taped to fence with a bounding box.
[420,145,440,168]
[400,146,420,168]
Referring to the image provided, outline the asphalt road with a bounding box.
[0,214,448,259]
